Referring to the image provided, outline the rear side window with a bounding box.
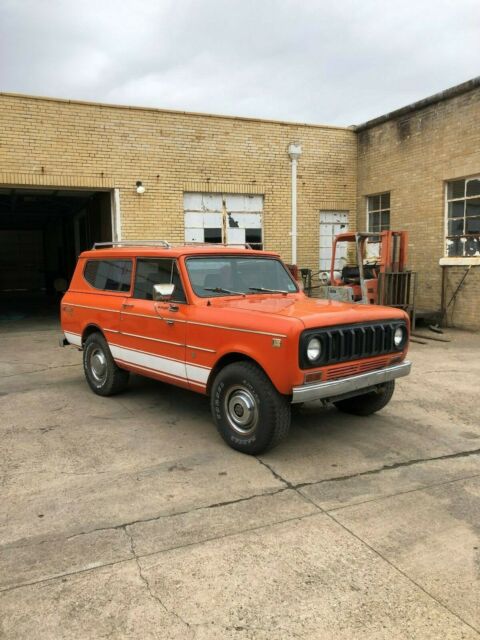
[84,260,132,292]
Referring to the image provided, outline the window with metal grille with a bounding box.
[446,177,480,257]
[183,193,263,249]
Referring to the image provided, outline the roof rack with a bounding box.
[92,240,171,249]
[181,242,254,249]
[92,240,256,250]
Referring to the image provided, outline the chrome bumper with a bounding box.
[291,361,412,404]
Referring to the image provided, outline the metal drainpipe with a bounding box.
[288,143,302,265]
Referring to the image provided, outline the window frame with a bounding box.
[183,192,264,249]
[444,175,480,259]
[83,258,133,295]
[366,192,391,233]
[131,257,188,304]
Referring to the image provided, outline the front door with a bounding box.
[115,258,189,388]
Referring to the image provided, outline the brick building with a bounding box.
[355,78,480,331]
[0,77,479,329]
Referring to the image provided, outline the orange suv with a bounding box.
[60,241,411,454]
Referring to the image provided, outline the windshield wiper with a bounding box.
[204,287,245,296]
[249,287,288,294]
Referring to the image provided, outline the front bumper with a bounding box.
[291,360,412,404]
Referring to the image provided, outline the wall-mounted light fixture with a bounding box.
[136,181,145,194]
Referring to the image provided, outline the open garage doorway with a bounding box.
[0,188,113,329]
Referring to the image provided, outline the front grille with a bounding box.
[299,320,406,369]
[324,356,390,381]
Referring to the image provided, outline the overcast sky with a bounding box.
[1,0,478,126]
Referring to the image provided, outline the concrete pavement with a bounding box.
[0,322,479,638]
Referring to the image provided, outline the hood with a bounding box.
[210,294,407,329]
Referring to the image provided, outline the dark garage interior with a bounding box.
[0,188,112,326]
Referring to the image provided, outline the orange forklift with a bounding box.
[315,230,417,323]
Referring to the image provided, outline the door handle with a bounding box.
[122,302,134,308]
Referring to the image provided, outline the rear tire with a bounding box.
[333,381,395,416]
[83,332,129,397]
[210,362,290,455]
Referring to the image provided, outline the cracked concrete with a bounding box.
[124,526,195,638]
[1,322,479,638]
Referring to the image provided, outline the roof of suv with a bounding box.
[80,245,280,259]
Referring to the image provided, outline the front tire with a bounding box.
[210,362,290,455]
[333,380,395,416]
[83,332,129,396]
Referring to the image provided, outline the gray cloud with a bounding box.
[1,0,478,125]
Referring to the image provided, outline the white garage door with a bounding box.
[184,193,263,248]
[319,211,349,272]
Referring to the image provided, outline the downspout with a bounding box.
[288,143,302,265]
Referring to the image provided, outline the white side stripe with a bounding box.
[115,359,186,384]
[109,344,210,384]
[186,363,210,384]
[110,344,186,380]
[64,331,82,347]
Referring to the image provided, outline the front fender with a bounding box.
[210,335,301,395]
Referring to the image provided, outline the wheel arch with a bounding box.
[81,323,105,345]
[206,352,270,395]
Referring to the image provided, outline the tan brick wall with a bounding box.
[356,88,480,330]
[442,264,480,329]
[0,93,356,273]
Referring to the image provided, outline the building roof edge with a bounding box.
[353,76,480,131]
[0,91,352,132]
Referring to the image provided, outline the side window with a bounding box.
[446,177,480,256]
[367,192,390,232]
[133,259,187,302]
[84,260,132,292]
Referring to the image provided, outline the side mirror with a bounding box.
[153,283,175,301]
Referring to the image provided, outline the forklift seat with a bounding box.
[341,265,377,284]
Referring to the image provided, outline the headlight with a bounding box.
[307,337,321,361]
[394,326,406,348]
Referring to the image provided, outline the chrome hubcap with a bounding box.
[224,385,259,435]
[90,347,107,383]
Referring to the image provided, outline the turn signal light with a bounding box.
[305,371,323,383]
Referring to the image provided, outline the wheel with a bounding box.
[83,332,129,396]
[210,362,291,455]
[333,381,395,416]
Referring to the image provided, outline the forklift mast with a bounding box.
[330,230,408,285]
[323,230,414,313]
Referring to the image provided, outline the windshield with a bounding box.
[185,256,298,297]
